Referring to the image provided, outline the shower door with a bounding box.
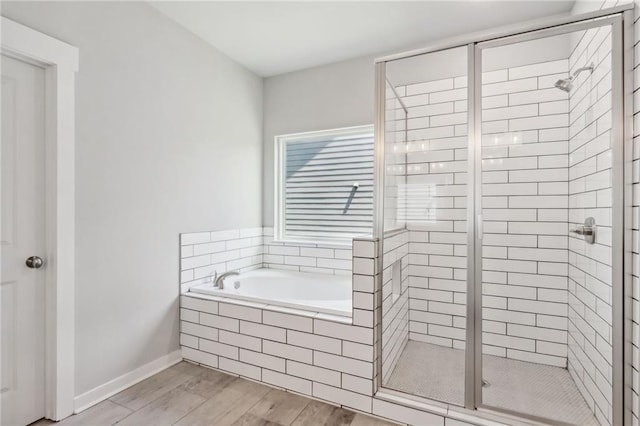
[375,10,630,426]
[378,46,470,407]
[474,16,622,425]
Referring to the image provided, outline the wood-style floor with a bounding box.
[31,361,397,426]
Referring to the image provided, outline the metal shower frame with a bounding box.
[373,4,635,425]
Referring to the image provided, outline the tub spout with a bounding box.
[215,271,239,290]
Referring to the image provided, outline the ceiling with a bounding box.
[150,1,576,77]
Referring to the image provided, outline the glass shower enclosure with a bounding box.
[374,8,632,426]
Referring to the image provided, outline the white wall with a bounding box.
[0,1,263,396]
[263,55,375,226]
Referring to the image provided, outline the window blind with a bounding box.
[283,134,374,241]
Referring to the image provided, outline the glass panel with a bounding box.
[380,46,468,406]
[479,23,613,425]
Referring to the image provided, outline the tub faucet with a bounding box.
[215,271,239,290]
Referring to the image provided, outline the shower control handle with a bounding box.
[569,217,596,244]
[569,226,594,236]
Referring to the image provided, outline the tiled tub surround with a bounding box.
[179,227,353,293]
[262,227,353,275]
[179,238,462,426]
[566,24,615,425]
[190,268,353,316]
[178,294,381,416]
[180,227,264,293]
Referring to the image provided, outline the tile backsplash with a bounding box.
[179,227,264,293]
[179,227,355,293]
[262,228,352,275]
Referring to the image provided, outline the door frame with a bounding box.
[1,17,78,421]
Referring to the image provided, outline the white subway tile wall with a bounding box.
[380,230,410,382]
[179,238,447,424]
[480,57,571,368]
[385,58,573,367]
[389,70,471,356]
[631,1,640,424]
[179,227,264,293]
[381,3,640,421]
[262,227,353,275]
[179,234,475,425]
[567,23,614,425]
[179,227,354,292]
[384,83,408,233]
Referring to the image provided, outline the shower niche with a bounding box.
[377,14,625,426]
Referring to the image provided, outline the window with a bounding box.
[274,125,374,244]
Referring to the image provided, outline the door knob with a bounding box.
[25,256,44,269]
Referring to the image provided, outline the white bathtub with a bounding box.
[189,268,352,316]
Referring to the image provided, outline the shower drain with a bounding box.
[482,380,490,388]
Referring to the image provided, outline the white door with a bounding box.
[1,55,46,426]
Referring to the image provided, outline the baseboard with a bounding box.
[73,349,183,413]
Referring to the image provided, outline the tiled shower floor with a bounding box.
[385,341,598,425]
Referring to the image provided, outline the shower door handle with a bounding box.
[477,215,483,240]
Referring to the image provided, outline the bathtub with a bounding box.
[189,268,352,317]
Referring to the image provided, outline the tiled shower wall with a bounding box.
[383,84,408,233]
[631,2,640,424]
[380,230,410,382]
[380,86,411,382]
[479,59,571,368]
[391,75,471,352]
[567,23,615,425]
[389,58,573,366]
[383,3,640,422]
[585,2,640,423]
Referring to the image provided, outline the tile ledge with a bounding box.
[181,291,226,303]
[181,290,353,324]
[374,388,532,426]
[374,389,448,416]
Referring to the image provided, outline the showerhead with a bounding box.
[553,62,594,93]
[554,77,574,93]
